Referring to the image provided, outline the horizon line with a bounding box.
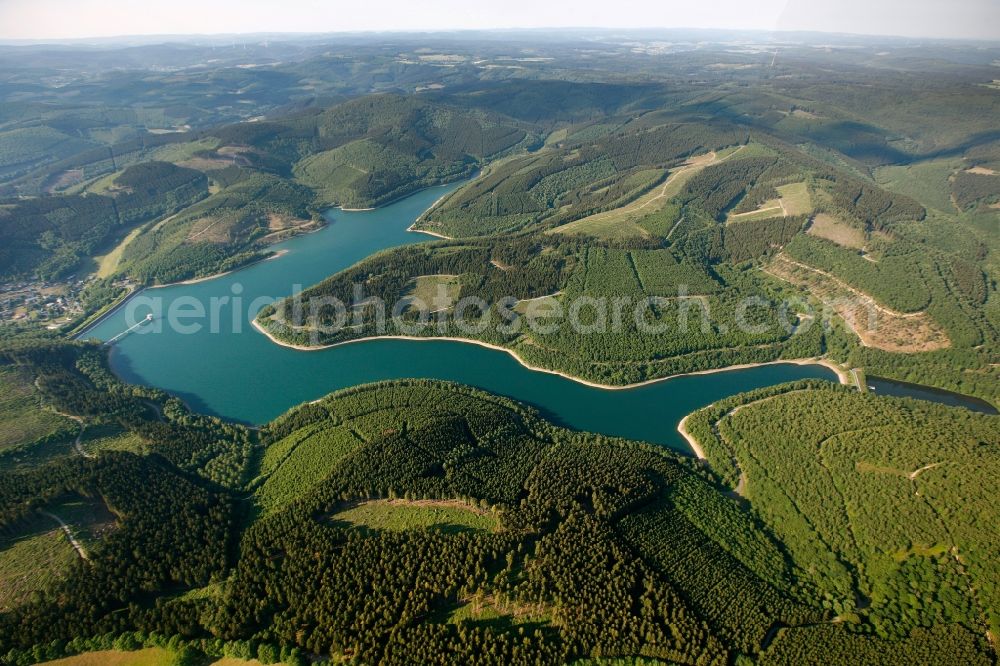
[2,26,999,46]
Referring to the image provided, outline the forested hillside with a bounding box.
[413,119,746,236]
[0,30,998,666]
[0,162,207,279]
[1,95,532,286]
[116,169,319,284]
[294,95,532,208]
[683,383,1000,657]
[262,122,998,402]
[258,227,839,385]
[0,294,997,663]
[1,366,993,665]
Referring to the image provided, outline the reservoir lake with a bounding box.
[83,181,841,452]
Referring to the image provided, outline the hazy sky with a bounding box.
[1,0,998,41]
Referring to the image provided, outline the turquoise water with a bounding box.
[82,182,837,452]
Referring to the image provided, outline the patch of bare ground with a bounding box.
[909,462,945,480]
[267,213,299,231]
[807,213,866,249]
[175,156,234,171]
[216,145,251,157]
[185,216,234,243]
[211,145,255,167]
[258,213,323,243]
[489,258,512,271]
[965,166,998,176]
[43,169,84,193]
[765,253,950,353]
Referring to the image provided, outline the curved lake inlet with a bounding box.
[867,377,998,415]
[83,180,844,452]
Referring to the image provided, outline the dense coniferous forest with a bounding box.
[683,384,1000,653]
[0,29,998,666]
[0,350,995,665]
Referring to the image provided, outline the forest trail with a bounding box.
[628,150,719,214]
[909,462,945,480]
[680,387,815,498]
[620,144,746,215]
[728,205,782,220]
[665,215,685,239]
[142,399,165,422]
[39,510,89,561]
[47,407,93,458]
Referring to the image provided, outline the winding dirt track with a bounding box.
[39,510,88,561]
[50,410,93,458]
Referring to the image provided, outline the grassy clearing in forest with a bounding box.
[94,227,144,278]
[328,499,499,535]
[444,595,551,629]
[40,649,173,666]
[41,648,273,665]
[79,424,147,456]
[726,181,812,223]
[406,274,462,311]
[48,494,119,552]
[147,138,221,165]
[875,159,959,213]
[513,292,562,316]
[807,213,866,249]
[777,182,812,216]
[83,169,125,195]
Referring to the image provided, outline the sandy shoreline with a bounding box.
[251,319,851,392]
[406,195,453,239]
[676,413,706,459]
[406,186,460,239]
[333,175,470,215]
[406,223,453,240]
